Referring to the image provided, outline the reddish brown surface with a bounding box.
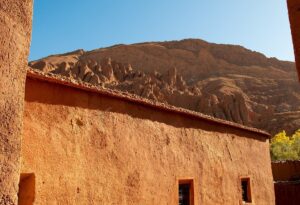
[0,1,33,204]
[21,76,275,204]
[272,161,300,181]
[27,69,270,137]
[272,161,300,205]
[274,182,300,205]
[18,174,35,205]
[288,0,300,80]
[29,39,299,135]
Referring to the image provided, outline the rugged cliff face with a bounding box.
[29,39,300,135]
[0,1,33,204]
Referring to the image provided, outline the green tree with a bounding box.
[270,130,299,161]
[291,130,300,158]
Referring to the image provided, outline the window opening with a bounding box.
[241,177,252,203]
[18,173,35,205]
[178,179,194,205]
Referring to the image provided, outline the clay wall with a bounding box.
[21,77,275,205]
[272,161,300,205]
[0,1,33,204]
[274,182,300,205]
[272,161,300,181]
[287,0,300,79]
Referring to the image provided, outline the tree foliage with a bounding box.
[270,130,300,161]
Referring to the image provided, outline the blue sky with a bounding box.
[29,0,294,62]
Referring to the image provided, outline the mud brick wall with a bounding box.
[0,1,33,204]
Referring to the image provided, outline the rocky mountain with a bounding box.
[29,39,300,135]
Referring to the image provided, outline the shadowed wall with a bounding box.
[274,182,300,205]
[0,1,33,204]
[272,161,300,181]
[287,0,300,80]
[272,161,300,205]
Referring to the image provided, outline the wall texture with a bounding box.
[0,1,33,204]
[274,182,300,205]
[272,161,300,181]
[21,77,275,205]
[272,161,300,205]
[287,0,300,79]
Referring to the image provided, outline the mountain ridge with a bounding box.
[29,39,300,135]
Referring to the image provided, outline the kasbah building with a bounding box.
[0,1,300,205]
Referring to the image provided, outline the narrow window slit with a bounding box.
[241,177,252,203]
[178,179,194,205]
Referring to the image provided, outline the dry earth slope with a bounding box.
[29,39,300,135]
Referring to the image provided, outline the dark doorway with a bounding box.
[18,173,35,205]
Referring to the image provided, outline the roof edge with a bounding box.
[26,68,271,138]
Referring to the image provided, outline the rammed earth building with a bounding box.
[17,69,276,205]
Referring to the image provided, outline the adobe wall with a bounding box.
[21,78,275,205]
[272,161,300,205]
[0,1,33,204]
[287,0,300,79]
[274,182,300,205]
[272,161,300,181]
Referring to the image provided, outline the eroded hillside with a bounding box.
[29,39,300,135]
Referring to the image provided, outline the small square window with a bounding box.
[241,177,252,203]
[178,179,194,205]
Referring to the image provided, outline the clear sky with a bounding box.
[29,0,294,62]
